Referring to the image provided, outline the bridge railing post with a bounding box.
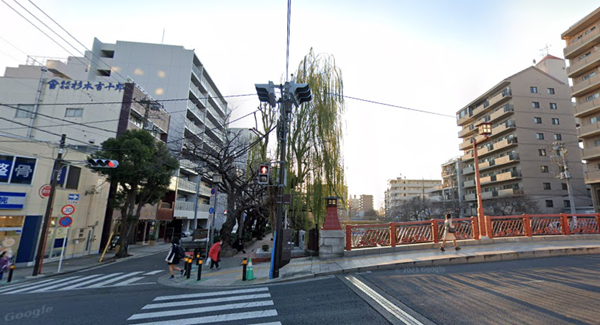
[523,214,532,237]
[345,225,352,251]
[560,213,570,236]
[471,216,479,240]
[432,219,439,243]
[390,223,397,247]
[486,216,494,239]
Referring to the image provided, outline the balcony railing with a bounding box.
[184,119,203,137]
[582,146,600,160]
[584,170,600,184]
[459,125,476,138]
[497,188,523,197]
[577,120,600,138]
[564,23,600,58]
[481,191,498,199]
[496,170,522,182]
[494,154,519,166]
[463,179,475,188]
[465,193,476,201]
[175,201,195,211]
[480,175,496,184]
[462,166,474,175]
[491,120,516,137]
[461,151,474,161]
[459,138,473,150]
[489,104,514,122]
[177,178,198,192]
[574,98,600,117]
[567,49,600,77]
[571,72,600,97]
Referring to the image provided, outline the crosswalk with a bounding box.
[125,287,281,325]
[0,270,163,295]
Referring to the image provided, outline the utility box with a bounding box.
[298,230,306,249]
[280,229,293,267]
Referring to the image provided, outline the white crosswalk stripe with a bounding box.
[125,287,279,325]
[143,270,164,276]
[1,271,153,295]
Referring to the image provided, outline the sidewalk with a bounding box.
[159,236,600,288]
[2,241,171,285]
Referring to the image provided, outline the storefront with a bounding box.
[0,215,24,259]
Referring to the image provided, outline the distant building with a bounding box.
[385,177,442,216]
[562,6,600,211]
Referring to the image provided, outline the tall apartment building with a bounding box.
[562,6,600,211]
[456,57,591,215]
[84,39,230,234]
[385,177,442,213]
[359,195,374,213]
[441,158,463,214]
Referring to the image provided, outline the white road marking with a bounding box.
[2,276,83,294]
[87,271,143,288]
[345,275,424,325]
[246,322,282,325]
[128,301,274,320]
[143,270,163,275]
[143,293,272,309]
[124,309,278,325]
[111,276,145,286]
[31,275,103,292]
[0,278,57,293]
[153,287,269,301]
[57,273,123,290]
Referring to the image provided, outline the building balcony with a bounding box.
[567,49,600,77]
[497,188,523,197]
[459,138,474,150]
[584,169,600,184]
[477,144,493,156]
[495,170,522,182]
[462,165,474,175]
[489,105,514,123]
[485,137,518,156]
[465,193,476,201]
[582,146,600,160]
[187,102,206,124]
[463,179,476,188]
[577,121,600,138]
[487,90,511,110]
[175,200,196,211]
[564,23,600,59]
[184,119,203,137]
[180,159,199,172]
[457,111,473,126]
[481,191,498,199]
[480,175,496,184]
[459,125,477,138]
[470,104,487,121]
[177,178,198,193]
[494,154,519,167]
[479,160,495,170]
[571,72,600,98]
[491,120,516,137]
[461,151,474,161]
[574,98,600,118]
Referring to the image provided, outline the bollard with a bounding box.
[183,257,189,277]
[186,257,192,279]
[7,264,15,283]
[196,254,203,281]
[242,258,248,281]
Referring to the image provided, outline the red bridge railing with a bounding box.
[345,214,600,251]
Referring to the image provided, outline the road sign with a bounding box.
[61,204,75,215]
[59,216,73,227]
[211,188,216,195]
[209,207,215,214]
[68,194,80,201]
[39,184,51,198]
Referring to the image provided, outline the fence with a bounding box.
[345,214,600,251]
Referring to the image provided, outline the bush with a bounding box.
[262,244,269,251]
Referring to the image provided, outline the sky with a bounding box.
[1,0,599,209]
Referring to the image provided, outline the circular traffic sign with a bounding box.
[61,204,75,215]
[39,184,51,198]
[209,207,215,214]
[59,216,73,227]
[211,188,216,195]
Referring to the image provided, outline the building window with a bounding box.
[595,139,600,147]
[564,200,571,208]
[549,103,557,110]
[536,133,545,140]
[530,86,538,93]
[538,149,546,156]
[585,93,599,102]
[532,101,541,108]
[65,108,83,118]
[57,165,81,190]
[541,165,549,173]
[546,200,554,208]
[583,71,597,81]
[543,183,551,190]
[547,88,555,94]
[15,104,35,118]
[562,183,568,190]
[534,117,542,124]
[551,118,559,125]
[554,134,562,140]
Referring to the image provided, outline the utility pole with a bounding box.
[33,134,66,276]
[553,142,577,217]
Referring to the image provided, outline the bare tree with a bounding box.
[484,194,541,216]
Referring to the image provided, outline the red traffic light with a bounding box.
[259,165,268,174]
[87,158,119,168]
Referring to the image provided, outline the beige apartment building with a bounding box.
[385,177,442,214]
[562,6,600,211]
[456,57,591,216]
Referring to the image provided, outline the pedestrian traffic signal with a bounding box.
[257,164,269,185]
[87,158,119,168]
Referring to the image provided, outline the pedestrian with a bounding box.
[208,239,223,270]
[233,238,246,254]
[440,213,461,252]
[165,236,184,279]
[0,252,9,281]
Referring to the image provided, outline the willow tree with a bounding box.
[287,48,346,232]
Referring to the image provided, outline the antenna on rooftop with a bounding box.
[540,44,551,57]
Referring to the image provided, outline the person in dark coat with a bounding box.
[165,236,184,278]
[233,238,246,254]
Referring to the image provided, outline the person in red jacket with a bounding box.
[208,239,223,270]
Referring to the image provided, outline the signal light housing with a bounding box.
[87,158,119,168]
[257,164,269,185]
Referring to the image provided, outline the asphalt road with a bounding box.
[0,252,598,325]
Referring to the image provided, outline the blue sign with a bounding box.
[68,194,80,201]
[56,166,67,185]
[11,157,36,185]
[0,192,26,209]
[0,158,13,183]
[59,216,73,227]
[211,188,216,195]
[209,207,215,214]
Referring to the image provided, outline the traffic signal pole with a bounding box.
[33,134,66,276]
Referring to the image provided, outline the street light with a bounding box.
[472,122,492,239]
[207,173,221,257]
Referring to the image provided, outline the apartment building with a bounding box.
[456,57,591,215]
[385,177,442,212]
[359,195,374,213]
[562,6,600,211]
[441,157,462,213]
[84,39,229,234]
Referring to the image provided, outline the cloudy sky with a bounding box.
[1,0,599,208]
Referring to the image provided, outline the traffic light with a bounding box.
[289,82,312,107]
[87,158,119,168]
[257,164,269,185]
[255,81,277,107]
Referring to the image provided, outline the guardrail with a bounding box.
[345,214,600,251]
